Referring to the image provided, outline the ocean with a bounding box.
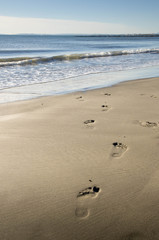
[0,34,159,103]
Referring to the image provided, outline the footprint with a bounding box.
[77,186,100,198]
[101,104,111,111]
[150,95,157,98]
[75,186,100,219]
[104,93,111,96]
[111,142,127,158]
[75,207,89,218]
[139,121,158,128]
[76,96,82,99]
[84,120,95,124]
[84,120,95,128]
[76,96,84,101]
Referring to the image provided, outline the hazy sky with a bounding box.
[0,0,158,34]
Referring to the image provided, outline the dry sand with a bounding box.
[0,77,159,240]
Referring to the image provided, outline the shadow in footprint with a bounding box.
[101,104,111,111]
[140,121,158,128]
[77,186,100,198]
[104,93,111,96]
[84,120,95,124]
[150,95,157,98]
[75,186,100,219]
[84,120,95,128]
[111,142,127,158]
[76,96,84,101]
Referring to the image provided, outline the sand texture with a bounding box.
[0,77,159,240]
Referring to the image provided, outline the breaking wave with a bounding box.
[0,48,159,67]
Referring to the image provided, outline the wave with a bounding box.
[0,48,159,67]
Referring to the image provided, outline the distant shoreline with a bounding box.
[0,33,159,37]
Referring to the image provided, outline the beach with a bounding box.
[0,77,159,240]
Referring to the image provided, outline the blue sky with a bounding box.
[0,0,158,34]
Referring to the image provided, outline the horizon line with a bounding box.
[0,33,159,36]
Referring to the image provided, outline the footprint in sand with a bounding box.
[76,96,84,101]
[77,186,100,198]
[111,142,128,158]
[84,119,95,124]
[121,232,147,240]
[84,120,95,128]
[138,120,158,128]
[101,104,111,111]
[75,207,89,218]
[104,93,111,96]
[150,95,157,98]
[75,186,100,218]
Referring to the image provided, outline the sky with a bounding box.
[0,0,158,34]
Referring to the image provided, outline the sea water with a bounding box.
[0,34,159,103]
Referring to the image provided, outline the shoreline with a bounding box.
[0,65,159,104]
[0,76,159,240]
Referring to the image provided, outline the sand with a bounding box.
[0,77,159,240]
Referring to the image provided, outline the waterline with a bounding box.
[0,65,159,104]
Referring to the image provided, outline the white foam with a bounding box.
[0,66,159,104]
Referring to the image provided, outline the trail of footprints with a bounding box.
[75,91,158,220]
[83,93,111,127]
[76,92,128,219]
[102,93,111,111]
